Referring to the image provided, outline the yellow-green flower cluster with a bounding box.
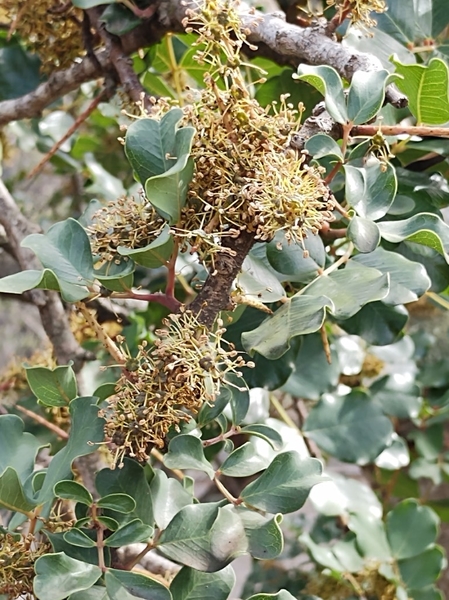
[87,195,165,265]
[3,0,85,72]
[104,310,249,467]
[327,0,386,29]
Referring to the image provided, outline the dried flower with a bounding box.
[87,195,166,265]
[327,0,387,29]
[0,533,50,599]
[103,309,248,467]
[3,0,85,72]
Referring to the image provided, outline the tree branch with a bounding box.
[0,1,406,127]
[190,231,256,328]
[0,179,92,369]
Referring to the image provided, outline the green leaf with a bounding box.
[219,442,270,477]
[45,530,104,567]
[97,493,136,513]
[353,247,430,305]
[398,546,446,589]
[295,65,348,124]
[347,512,391,561]
[158,504,247,571]
[54,481,93,506]
[386,500,439,560]
[72,0,116,6]
[0,466,38,514]
[281,332,339,400]
[164,434,215,478]
[34,553,101,600]
[241,295,332,359]
[25,364,77,407]
[378,213,449,263]
[118,225,174,268]
[227,374,250,424]
[150,470,193,530]
[237,254,286,303]
[105,569,172,600]
[407,587,444,600]
[224,307,301,391]
[347,70,394,125]
[145,157,194,223]
[245,591,297,600]
[68,587,110,600]
[96,458,153,526]
[392,57,449,125]
[104,519,154,547]
[0,39,41,101]
[125,108,195,183]
[305,133,343,160]
[345,159,397,220]
[36,397,105,510]
[198,387,231,426]
[94,259,135,292]
[22,218,94,285]
[100,3,141,36]
[341,302,408,346]
[347,216,380,253]
[303,390,394,464]
[266,232,325,284]
[237,509,284,560]
[303,261,389,320]
[63,528,97,548]
[371,375,422,419]
[240,424,283,450]
[239,451,324,514]
[0,268,90,302]
[170,565,235,600]
[0,414,42,482]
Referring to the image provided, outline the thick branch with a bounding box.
[0,179,92,368]
[0,1,406,127]
[190,231,256,328]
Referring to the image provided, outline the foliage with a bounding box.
[1,0,449,599]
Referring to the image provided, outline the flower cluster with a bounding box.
[3,0,85,72]
[0,534,50,599]
[116,0,334,268]
[87,195,166,265]
[103,310,250,467]
[327,0,387,29]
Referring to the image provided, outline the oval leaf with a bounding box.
[304,390,394,464]
[54,480,93,506]
[295,64,348,124]
[347,215,381,253]
[239,451,324,514]
[34,553,101,600]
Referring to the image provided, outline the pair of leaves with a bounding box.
[242,260,389,359]
[34,553,171,600]
[0,398,103,516]
[296,65,395,125]
[125,108,195,224]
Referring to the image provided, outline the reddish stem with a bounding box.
[165,240,179,298]
[114,290,181,312]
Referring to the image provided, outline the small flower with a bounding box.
[104,310,248,467]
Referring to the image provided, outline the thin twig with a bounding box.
[27,89,108,180]
[16,405,69,440]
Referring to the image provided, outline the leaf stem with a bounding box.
[213,475,240,505]
[112,290,181,312]
[150,448,184,479]
[166,33,184,104]
[270,394,300,432]
[202,425,241,447]
[426,291,449,311]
